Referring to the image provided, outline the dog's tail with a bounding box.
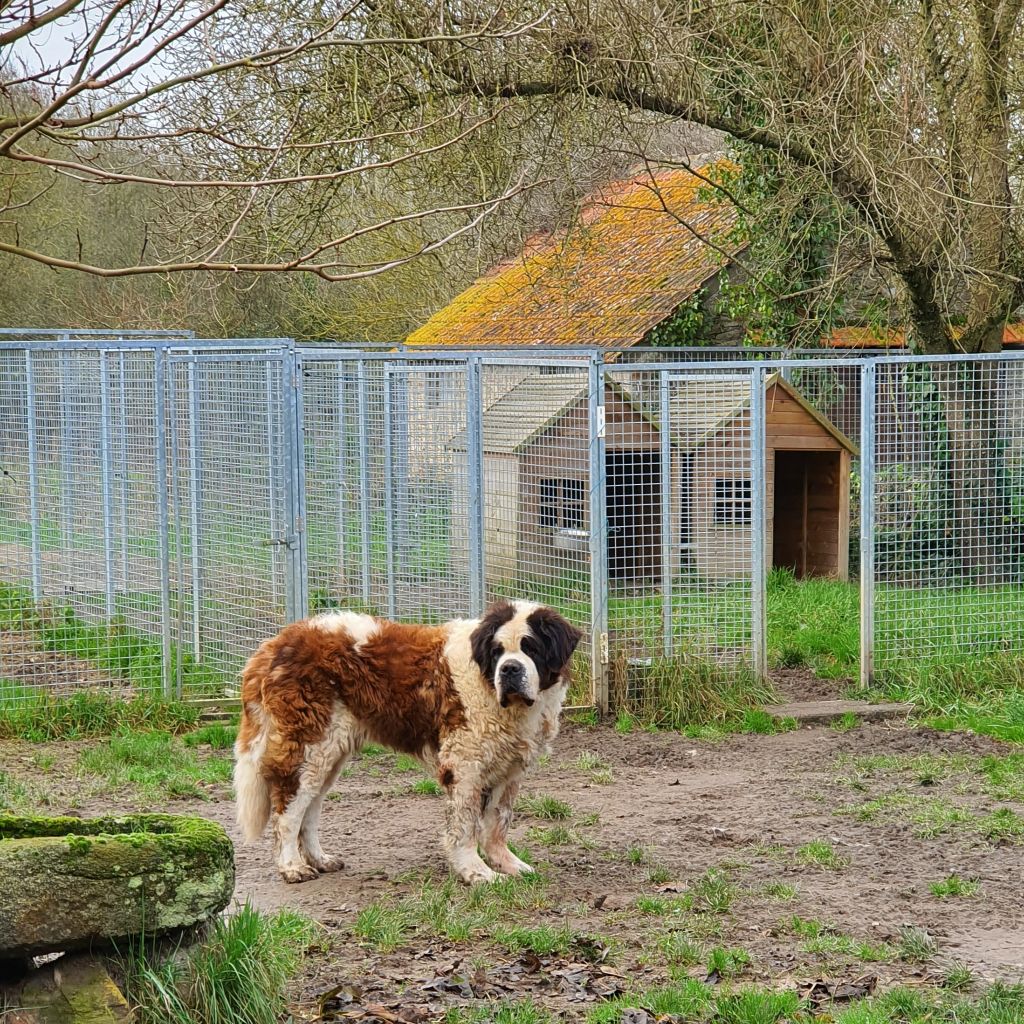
[234,705,271,843]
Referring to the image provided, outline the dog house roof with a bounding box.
[445,371,856,456]
[666,373,858,453]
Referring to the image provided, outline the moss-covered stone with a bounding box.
[0,814,234,958]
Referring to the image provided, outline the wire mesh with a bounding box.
[0,342,296,705]
[870,358,1024,677]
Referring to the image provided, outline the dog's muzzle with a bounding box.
[498,660,533,708]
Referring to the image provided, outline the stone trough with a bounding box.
[0,813,235,960]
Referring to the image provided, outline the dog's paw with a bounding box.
[489,850,534,876]
[279,862,319,884]
[313,854,346,873]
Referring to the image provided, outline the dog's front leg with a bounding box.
[481,773,533,877]
[442,770,497,885]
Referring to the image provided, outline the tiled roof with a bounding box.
[826,325,1024,349]
[407,161,741,349]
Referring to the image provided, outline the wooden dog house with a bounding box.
[447,371,857,585]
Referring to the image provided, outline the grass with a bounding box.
[0,769,32,812]
[795,840,848,869]
[706,946,752,978]
[355,873,550,952]
[574,750,613,783]
[494,923,576,956]
[0,584,225,697]
[585,980,1024,1024]
[786,917,896,963]
[410,778,443,796]
[516,794,573,819]
[77,730,232,800]
[763,882,797,901]
[0,681,200,740]
[122,903,319,1024]
[182,722,237,749]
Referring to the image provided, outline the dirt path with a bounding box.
[5,720,1024,1017]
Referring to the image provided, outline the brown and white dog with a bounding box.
[233,599,582,884]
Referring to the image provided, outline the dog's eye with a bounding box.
[521,637,539,659]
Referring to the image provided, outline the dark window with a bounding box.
[714,478,752,525]
[539,478,585,529]
[563,479,585,528]
[539,479,559,527]
[424,371,445,409]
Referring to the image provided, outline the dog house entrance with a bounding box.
[606,450,661,582]
[772,450,843,579]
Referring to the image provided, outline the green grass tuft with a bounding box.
[517,794,573,820]
[122,903,319,1024]
[795,840,847,869]
[77,731,231,800]
[182,722,237,749]
[930,875,980,899]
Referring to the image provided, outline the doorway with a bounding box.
[772,450,843,578]
[606,450,661,583]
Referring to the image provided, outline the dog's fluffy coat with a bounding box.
[234,600,581,884]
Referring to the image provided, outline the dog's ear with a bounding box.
[526,607,583,689]
[470,600,515,681]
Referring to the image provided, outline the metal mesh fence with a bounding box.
[865,357,1024,680]
[5,337,1024,710]
[0,341,299,704]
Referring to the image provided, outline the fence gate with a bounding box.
[165,348,303,698]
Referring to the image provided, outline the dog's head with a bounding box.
[470,600,582,708]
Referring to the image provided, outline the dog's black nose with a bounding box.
[500,662,522,679]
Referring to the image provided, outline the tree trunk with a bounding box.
[931,361,1011,584]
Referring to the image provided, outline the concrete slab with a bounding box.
[764,699,915,725]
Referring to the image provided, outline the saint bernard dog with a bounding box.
[234,599,582,884]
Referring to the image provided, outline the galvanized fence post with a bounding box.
[154,349,173,698]
[187,361,203,658]
[23,350,43,603]
[282,346,308,623]
[292,348,309,622]
[659,370,673,657]
[588,353,609,713]
[336,364,349,588]
[466,356,486,617]
[749,365,768,679]
[859,359,876,690]
[117,352,129,588]
[59,340,75,554]
[357,359,372,606]
[99,351,116,618]
[383,365,397,619]
[266,362,280,612]
[167,358,185,698]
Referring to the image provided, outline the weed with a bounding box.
[0,769,31,812]
[393,754,422,773]
[527,824,585,848]
[688,868,735,914]
[715,989,801,1024]
[0,682,199,741]
[574,750,613,784]
[832,712,862,733]
[122,903,318,1024]
[977,806,1024,841]
[658,931,704,968]
[626,845,649,865]
[410,778,442,796]
[930,874,980,898]
[182,722,237,749]
[517,795,573,820]
[706,946,751,978]
[614,710,636,734]
[898,925,938,963]
[77,732,231,800]
[354,904,409,951]
[647,863,672,885]
[942,961,975,992]
[447,1001,553,1024]
[763,882,797,901]
[786,917,895,962]
[495,923,575,956]
[795,840,847,869]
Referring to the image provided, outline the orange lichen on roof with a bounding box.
[827,324,1024,349]
[407,161,742,349]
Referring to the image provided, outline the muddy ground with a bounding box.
[4,712,1024,1020]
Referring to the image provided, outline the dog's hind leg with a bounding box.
[272,779,320,884]
[481,772,533,876]
[299,754,348,873]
